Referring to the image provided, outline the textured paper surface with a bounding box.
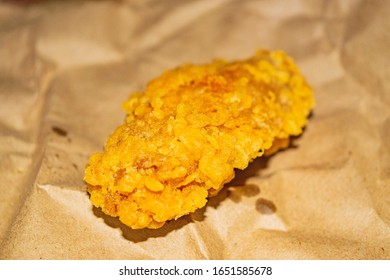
[0,0,389,259]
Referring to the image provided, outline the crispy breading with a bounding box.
[84,50,314,229]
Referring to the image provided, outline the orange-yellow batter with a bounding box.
[84,50,314,229]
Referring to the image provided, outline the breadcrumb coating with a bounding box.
[84,50,314,229]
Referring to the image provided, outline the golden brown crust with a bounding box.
[84,50,314,229]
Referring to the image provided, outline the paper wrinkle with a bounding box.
[0,14,56,241]
[37,183,91,217]
[133,0,229,52]
[187,223,213,260]
[0,0,389,259]
[37,38,123,69]
[34,183,156,259]
[340,0,390,105]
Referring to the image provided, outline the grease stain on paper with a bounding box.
[51,126,68,137]
[255,198,277,215]
[255,198,286,231]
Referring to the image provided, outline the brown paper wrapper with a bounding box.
[0,0,389,259]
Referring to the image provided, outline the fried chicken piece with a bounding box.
[84,50,314,229]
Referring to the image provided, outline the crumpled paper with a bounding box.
[0,0,389,259]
